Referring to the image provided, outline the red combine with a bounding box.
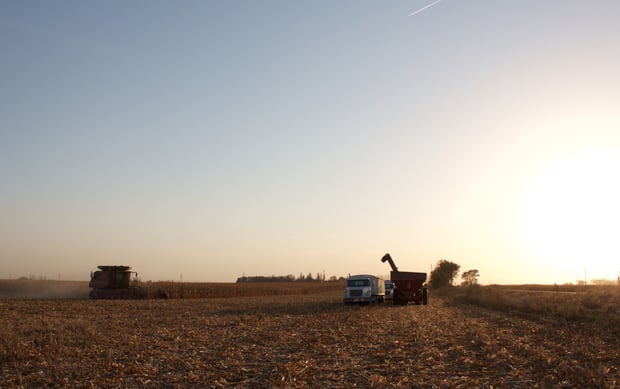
[89,265,146,299]
[381,253,428,305]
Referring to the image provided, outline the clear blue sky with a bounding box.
[2,1,619,284]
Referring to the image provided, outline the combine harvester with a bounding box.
[89,265,146,299]
[381,253,428,305]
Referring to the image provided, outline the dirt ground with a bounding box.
[1,291,618,388]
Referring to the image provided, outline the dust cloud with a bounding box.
[0,280,90,299]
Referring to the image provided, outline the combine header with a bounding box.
[381,253,428,305]
[89,265,146,299]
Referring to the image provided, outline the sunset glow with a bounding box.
[2,1,620,284]
[522,148,620,281]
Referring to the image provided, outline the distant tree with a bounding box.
[306,272,314,282]
[429,260,460,289]
[461,269,480,286]
[328,276,338,282]
[236,274,297,283]
[591,279,615,285]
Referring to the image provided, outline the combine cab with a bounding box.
[89,265,146,299]
[381,253,428,305]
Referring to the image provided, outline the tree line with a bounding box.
[429,259,479,289]
[428,259,620,288]
[235,262,475,286]
[236,272,344,283]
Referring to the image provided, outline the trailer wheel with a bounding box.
[392,289,399,305]
[393,289,407,305]
[422,288,428,305]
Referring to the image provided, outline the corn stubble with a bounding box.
[1,287,618,388]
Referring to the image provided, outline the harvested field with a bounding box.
[1,287,618,388]
[449,284,620,337]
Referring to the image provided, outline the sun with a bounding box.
[520,151,620,279]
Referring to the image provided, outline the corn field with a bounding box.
[1,283,618,387]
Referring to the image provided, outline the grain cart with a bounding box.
[89,265,146,299]
[381,253,428,305]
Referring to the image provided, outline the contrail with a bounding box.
[408,0,442,16]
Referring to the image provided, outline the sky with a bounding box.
[1,0,619,284]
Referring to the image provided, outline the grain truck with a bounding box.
[343,274,385,304]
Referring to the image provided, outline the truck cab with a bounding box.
[384,280,394,300]
[343,274,385,304]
